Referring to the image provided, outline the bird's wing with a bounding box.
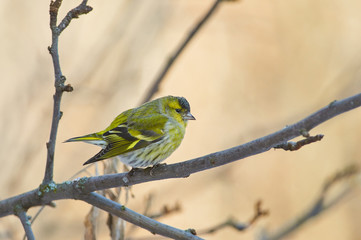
[126,113,169,141]
[83,113,168,164]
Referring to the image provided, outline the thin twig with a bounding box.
[198,200,269,235]
[22,205,46,240]
[69,164,94,179]
[260,164,360,240]
[141,0,223,103]
[274,134,324,151]
[84,206,98,240]
[148,202,182,219]
[15,209,35,240]
[248,200,270,225]
[322,164,359,193]
[43,0,92,185]
[58,0,93,34]
[44,0,65,185]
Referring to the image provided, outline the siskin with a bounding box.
[65,96,195,168]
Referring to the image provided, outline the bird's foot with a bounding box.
[127,167,141,177]
[149,163,167,176]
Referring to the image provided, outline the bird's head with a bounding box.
[166,96,196,125]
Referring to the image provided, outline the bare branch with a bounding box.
[248,200,270,225]
[22,205,46,240]
[260,164,360,240]
[43,0,92,185]
[15,208,35,240]
[274,134,324,151]
[198,200,269,235]
[80,193,203,240]
[84,206,98,240]
[58,0,93,34]
[321,165,359,193]
[49,0,62,30]
[141,0,224,103]
[148,202,182,219]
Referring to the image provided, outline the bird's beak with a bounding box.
[184,112,196,120]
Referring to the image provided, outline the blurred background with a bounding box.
[1,0,361,239]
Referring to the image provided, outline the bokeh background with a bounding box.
[1,0,361,239]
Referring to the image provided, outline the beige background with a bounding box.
[1,0,361,239]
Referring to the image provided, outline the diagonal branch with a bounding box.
[260,164,359,240]
[80,193,202,240]
[58,0,93,34]
[198,200,269,235]
[15,208,35,240]
[141,0,224,103]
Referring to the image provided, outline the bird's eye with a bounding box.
[175,109,181,113]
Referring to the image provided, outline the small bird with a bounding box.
[65,96,195,168]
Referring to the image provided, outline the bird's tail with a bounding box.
[64,133,107,147]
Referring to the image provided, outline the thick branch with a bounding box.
[141,0,223,103]
[81,193,202,240]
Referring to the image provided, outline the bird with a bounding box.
[65,96,195,168]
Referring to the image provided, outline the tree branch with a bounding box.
[274,134,324,151]
[198,200,269,235]
[43,0,92,185]
[15,208,35,240]
[80,193,202,240]
[260,164,359,240]
[141,0,223,103]
[58,0,93,34]
[148,202,181,219]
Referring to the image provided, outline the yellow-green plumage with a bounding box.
[65,96,195,168]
